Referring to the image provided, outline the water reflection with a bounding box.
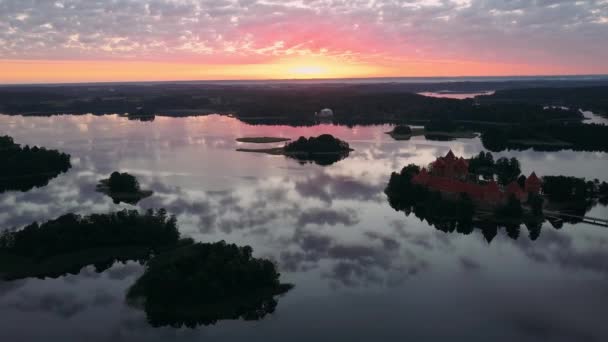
[0,114,607,341]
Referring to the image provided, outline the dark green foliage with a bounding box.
[425,120,458,132]
[599,182,608,205]
[108,172,140,193]
[468,151,495,178]
[495,157,521,185]
[481,123,608,153]
[496,195,523,218]
[284,134,351,153]
[479,86,608,116]
[127,241,293,328]
[0,135,71,193]
[468,152,522,184]
[528,192,544,216]
[480,129,509,152]
[542,176,591,202]
[517,175,527,188]
[0,209,179,260]
[283,134,351,166]
[392,125,412,135]
[384,166,474,234]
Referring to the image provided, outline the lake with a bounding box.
[1,114,607,341]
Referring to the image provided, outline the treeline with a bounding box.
[0,135,71,193]
[481,123,608,152]
[0,84,583,125]
[478,86,608,116]
[0,209,179,260]
[468,151,521,185]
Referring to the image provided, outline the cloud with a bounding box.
[0,0,606,72]
[296,207,360,227]
[279,227,429,287]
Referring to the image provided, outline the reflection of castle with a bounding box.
[412,150,541,205]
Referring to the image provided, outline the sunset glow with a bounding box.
[1,0,607,83]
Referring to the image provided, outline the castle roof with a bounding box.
[527,172,540,183]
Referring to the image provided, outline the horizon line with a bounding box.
[2,73,608,87]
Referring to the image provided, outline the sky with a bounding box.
[0,0,607,83]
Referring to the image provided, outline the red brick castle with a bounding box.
[412,150,541,206]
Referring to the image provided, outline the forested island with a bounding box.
[0,135,71,193]
[0,209,178,280]
[0,209,293,327]
[388,123,477,141]
[96,172,153,204]
[238,134,352,165]
[127,241,293,328]
[385,151,607,243]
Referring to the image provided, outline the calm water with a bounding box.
[1,114,607,341]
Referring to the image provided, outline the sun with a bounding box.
[288,65,328,77]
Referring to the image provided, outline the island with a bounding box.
[387,122,477,141]
[0,209,179,280]
[0,135,71,193]
[127,241,293,328]
[385,150,608,242]
[0,208,293,328]
[96,171,153,204]
[238,134,353,165]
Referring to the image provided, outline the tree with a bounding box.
[495,157,521,185]
[392,125,412,135]
[108,172,140,193]
[517,175,527,188]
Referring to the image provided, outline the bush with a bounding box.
[127,241,293,327]
[392,125,412,135]
[108,172,140,193]
[284,134,351,153]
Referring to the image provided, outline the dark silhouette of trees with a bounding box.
[96,172,153,204]
[542,176,591,202]
[468,152,521,184]
[0,209,179,280]
[283,134,352,166]
[108,172,140,193]
[284,134,351,153]
[127,241,293,328]
[391,125,412,135]
[495,157,521,185]
[528,193,544,216]
[481,123,608,153]
[496,195,523,218]
[468,151,495,179]
[384,164,475,234]
[0,135,71,193]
